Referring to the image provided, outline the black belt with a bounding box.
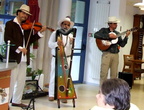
[53,55,71,57]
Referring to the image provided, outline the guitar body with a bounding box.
[95,27,138,51]
[96,38,110,51]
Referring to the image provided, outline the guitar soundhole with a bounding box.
[64,64,68,70]
[59,85,65,92]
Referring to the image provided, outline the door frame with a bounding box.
[72,0,90,83]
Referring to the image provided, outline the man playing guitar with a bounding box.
[94,16,131,85]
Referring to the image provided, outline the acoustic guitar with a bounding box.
[95,27,138,51]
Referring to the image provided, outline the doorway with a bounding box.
[71,0,90,83]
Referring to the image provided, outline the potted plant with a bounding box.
[26,67,43,80]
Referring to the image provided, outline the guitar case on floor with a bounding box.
[118,72,133,88]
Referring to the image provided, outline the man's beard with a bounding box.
[22,20,27,23]
[21,17,27,23]
[62,28,69,32]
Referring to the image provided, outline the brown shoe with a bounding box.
[61,99,67,103]
[12,103,27,108]
[44,83,49,88]
[49,97,54,101]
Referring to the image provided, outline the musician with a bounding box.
[94,16,130,85]
[4,4,46,108]
[48,16,74,103]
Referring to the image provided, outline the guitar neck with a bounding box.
[117,30,127,37]
[117,27,137,37]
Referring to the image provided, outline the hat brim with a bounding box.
[58,19,74,28]
[107,19,120,23]
[108,21,120,23]
[18,9,32,16]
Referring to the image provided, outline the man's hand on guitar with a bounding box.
[125,30,131,37]
[109,32,117,39]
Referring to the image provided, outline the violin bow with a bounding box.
[25,20,35,49]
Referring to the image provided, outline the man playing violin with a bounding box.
[4,4,46,108]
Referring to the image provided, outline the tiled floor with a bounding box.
[10,77,144,110]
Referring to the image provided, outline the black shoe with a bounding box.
[12,103,27,108]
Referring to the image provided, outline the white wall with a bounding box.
[84,0,138,85]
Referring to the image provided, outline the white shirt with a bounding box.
[48,30,73,56]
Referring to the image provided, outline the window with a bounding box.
[0,0,27,24]
[0,0,26,54]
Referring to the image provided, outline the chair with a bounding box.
[122,54,144,80]
[122,55,134,73]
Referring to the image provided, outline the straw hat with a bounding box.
[58,16,74,28]
[107,16,120,23]
[17,4,32,15]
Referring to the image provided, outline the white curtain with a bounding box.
[33,0,59,84]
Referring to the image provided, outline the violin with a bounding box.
[21,20,55,32]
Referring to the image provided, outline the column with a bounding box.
[58,0,72,21]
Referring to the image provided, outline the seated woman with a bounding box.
[90,78,139,110]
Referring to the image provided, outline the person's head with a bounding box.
[58,16,74,31]
[16,4,32,23]
[96,78,130,110]
[107,16,120,30]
